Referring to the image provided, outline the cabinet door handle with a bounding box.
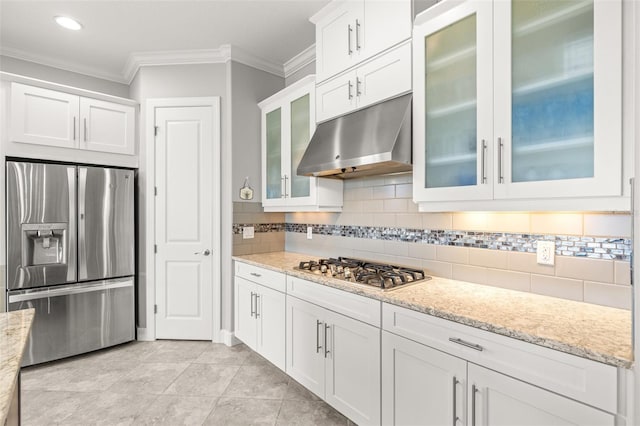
[250,272,262,278]
[449,337,484,351]
[356,77,362,97]
[256,293,260,319]
[284,175,289,198]
[471,384,478,426]
[73,117,76,140]
[452,376,459,425]
[316,320,323,353]
[250,292,255,318]
[281,176,286,198]
[480,139,487,184]
[348,80,353,100]
[324,323,331,358]
[347,24,353,55]
[497,137,504,183]
[84,118,87,142]
[355,19,361,51]
[631,178,635,287]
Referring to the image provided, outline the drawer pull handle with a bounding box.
[250,272,262,277]
[449,337,484,352]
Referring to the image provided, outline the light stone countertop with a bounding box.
[0,308,35,424]
[233,251,633,369]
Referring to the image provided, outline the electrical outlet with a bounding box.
[536,240,555,266]
[307,226,313,240]
[243,226,254,239]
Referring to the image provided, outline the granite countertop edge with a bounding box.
[233,254,633,369]
[0,308,35,424]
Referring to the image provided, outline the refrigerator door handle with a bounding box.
[67,167,77,281]
[78,167,88,280]
[8,278,134,303]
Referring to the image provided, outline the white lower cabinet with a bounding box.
[286,295,381,426]
[382,325,617,426]
[234,276,285,371]
[233,262,624,426]
[382,304,620,426]
[382,331,467,426]
[469,363,615,426]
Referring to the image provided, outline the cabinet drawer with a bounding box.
[382,303,617,413]
[235,261,286,293]
[287,275,381,327]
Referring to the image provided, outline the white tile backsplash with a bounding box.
[279,179,632,310]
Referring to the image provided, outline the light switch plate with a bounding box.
[243,226,254,239]
[536,240,555,266]
[307,226,313,240]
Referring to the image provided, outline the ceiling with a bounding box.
[0,0,330,83]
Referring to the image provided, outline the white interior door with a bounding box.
[155,105,214,340]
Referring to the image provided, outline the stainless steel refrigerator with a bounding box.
[6,160,135,366]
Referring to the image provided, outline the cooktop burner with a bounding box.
[296,257,431,291]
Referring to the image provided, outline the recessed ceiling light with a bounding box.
[54,16,83,31]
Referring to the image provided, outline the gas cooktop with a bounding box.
[296,257,431,291]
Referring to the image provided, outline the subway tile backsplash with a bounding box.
[233,174,633,310]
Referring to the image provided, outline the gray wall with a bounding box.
[0,55,130,98]
[129,63,228,330]
[231,61,284,203]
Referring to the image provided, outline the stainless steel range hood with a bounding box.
[297,93,412,179]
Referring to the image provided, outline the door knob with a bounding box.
[194,249,211,256]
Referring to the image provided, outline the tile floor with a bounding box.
[21,340,353,425]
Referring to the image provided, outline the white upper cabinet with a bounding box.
[10,82,136,156]
[313,1,364,82]
[316,41,412,123]
[312,0,412,83]
[413,0,624,211]
[259,75,343,212]
[312,0,413,123]
[10,83,80,149]
[80,98,135,155]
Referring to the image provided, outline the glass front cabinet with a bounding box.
[413,0,623,210]
[259,75,343,212]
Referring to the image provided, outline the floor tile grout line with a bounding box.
[274,397,286,425]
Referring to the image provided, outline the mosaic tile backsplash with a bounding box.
[233,223,632,261]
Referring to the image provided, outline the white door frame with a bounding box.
[143,97,221,342]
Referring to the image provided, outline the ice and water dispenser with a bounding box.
[21,223,68,267]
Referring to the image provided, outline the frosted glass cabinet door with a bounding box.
[425,14,477,189]
[265,108,283,201]
[290,94,311,199]
[413,0,494,202]
[493,0,622,199]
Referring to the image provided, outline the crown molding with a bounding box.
[123,47,231,83]
[124,44,285,83]
[227,45,284,78]
[283,44,315,78]
[3,44,296,86]
[0,46,128,84]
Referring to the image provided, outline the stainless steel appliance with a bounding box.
[296,257,430,291]
[6,161,135,366]
[297,94,412,179]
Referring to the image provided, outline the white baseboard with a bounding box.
[220,329,241,346]
[136,327,155,341]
